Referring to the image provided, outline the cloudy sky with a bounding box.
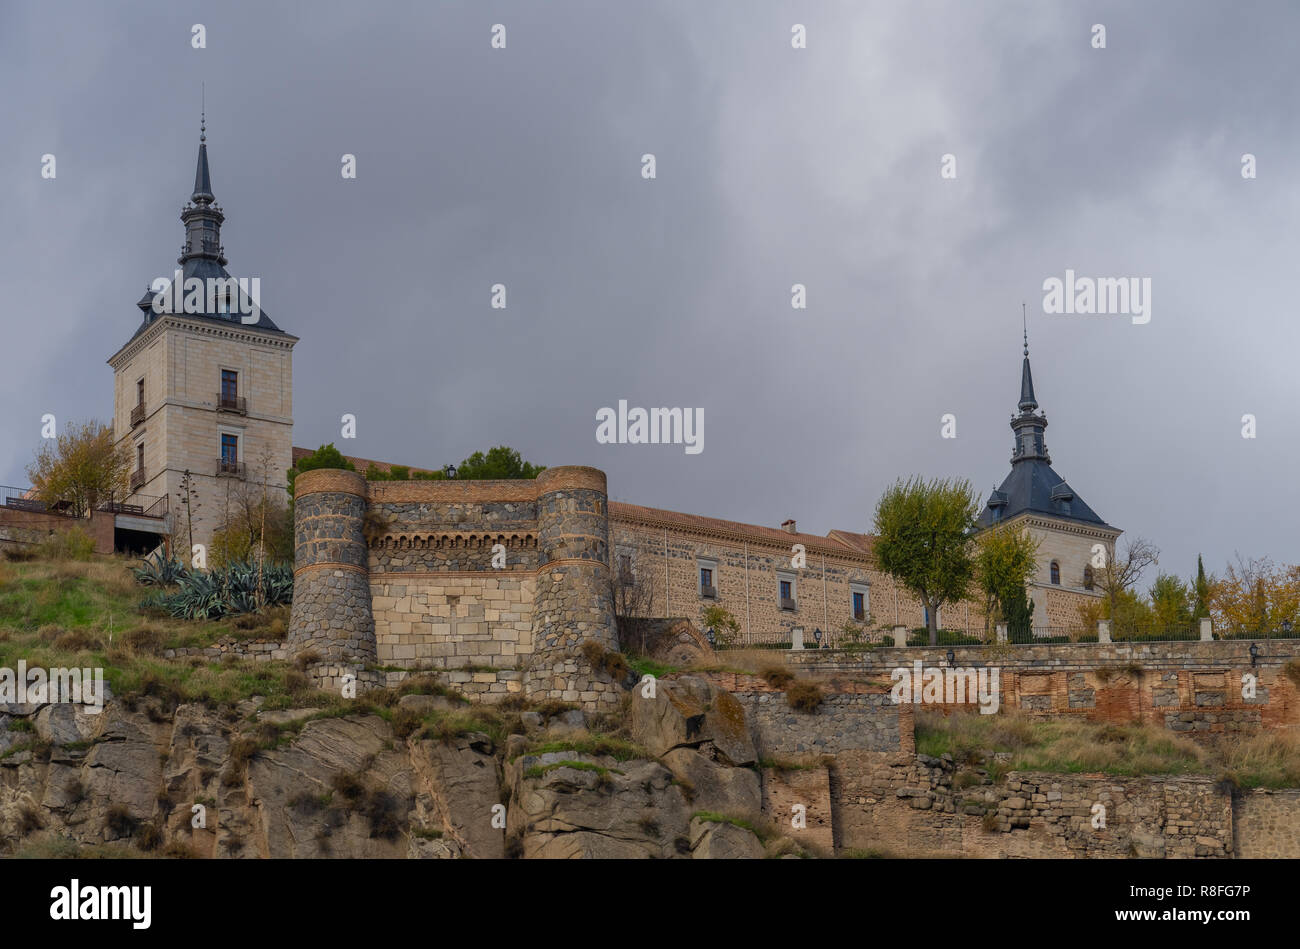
[3,1,1297,585]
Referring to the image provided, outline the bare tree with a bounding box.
[1094,536,1160,628]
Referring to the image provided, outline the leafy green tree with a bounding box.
[700,604,741,648]
[455,446,545,480]
[1149,573,1193,631]
[872,476,980,646]
[1004,586,1035,641]
[973,525,1039,638]
[286,444,354,499]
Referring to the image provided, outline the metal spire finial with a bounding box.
[200,83,206,143]
[1022,302,1028,356]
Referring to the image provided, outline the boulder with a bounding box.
[660,747,761,815]
[690,817,765,859]
[629,676,756,766]
[508,755,690,858]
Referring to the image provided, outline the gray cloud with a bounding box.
[3,0,1297,586]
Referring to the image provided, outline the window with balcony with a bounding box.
[218,370,246,413]
[699,564,717,599]
[778,573,797,611]
[218,434,243,477]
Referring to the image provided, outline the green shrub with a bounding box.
[38,527,95,562]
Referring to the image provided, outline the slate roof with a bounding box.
[124,134,289,345]
[977,458,1110,529]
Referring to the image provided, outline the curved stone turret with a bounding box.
[526,466,622,710]
[288,468,377,685]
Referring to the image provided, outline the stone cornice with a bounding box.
[108,314,297,368]
[994,512,1122,542]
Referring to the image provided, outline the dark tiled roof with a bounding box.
[129,257,288,343]
[977,458,1110,529]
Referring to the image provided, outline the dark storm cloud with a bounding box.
[3,0,1297,585]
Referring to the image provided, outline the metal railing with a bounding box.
[97,494,168,519]
[129,402,146,427]
[0,485,69,515]
[216,458,245,478]
[130,468,147,491]
[217,393,247,414]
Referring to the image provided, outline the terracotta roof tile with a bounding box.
[609,501,874,557]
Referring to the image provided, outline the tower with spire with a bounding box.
[106,115,297,553]
[977,323,1121,632]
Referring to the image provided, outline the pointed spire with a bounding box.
[1018,304,1037,412]
[192,102,214,205]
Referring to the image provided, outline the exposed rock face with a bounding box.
[690,817,765,859]
[629,676,757,766]
[506,753,691,858]
[0,673,790,859]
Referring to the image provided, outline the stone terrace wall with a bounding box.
[1233,789,1300,858]
[783,641,1300,733]
[690,670,913,756]
[830,751,1235,858]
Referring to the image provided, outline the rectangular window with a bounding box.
[136,378,144,405]
[136,443,144,471]
[697,558,718,598]
[853,592,864,616]
[778,573,797,610]
[221,433,238,463]
[221,370,238,400]
[617,554,632,582]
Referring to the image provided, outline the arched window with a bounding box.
[1050,561,1060,585]
[1083,565,1094,590]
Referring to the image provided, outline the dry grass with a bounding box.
[1217,730,1300,789]
[916,709,1300,787]
[785,680,824,712]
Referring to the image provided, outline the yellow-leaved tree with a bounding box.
[26,419,131,518]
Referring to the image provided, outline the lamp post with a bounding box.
[705,626,716,649]
[1249,642,1259,668]
[946,649,955,667]
[813,627,822,649]
[444,464,457,479]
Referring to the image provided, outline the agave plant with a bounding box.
[132,549,189,587]
[144,559,294,619]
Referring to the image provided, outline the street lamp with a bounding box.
[946,649,956,667]
[813,628,823,648]
[1249,642,1259,667]
[444,464,457,479]
[705,626,716,648]
[1283,620,1293,638]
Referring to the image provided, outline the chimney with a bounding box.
[781,519,797,534]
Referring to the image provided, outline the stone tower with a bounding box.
[107,117,297,554]
[287,468,377,690]
[525,466,622,710]
[977,331,1121,630]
